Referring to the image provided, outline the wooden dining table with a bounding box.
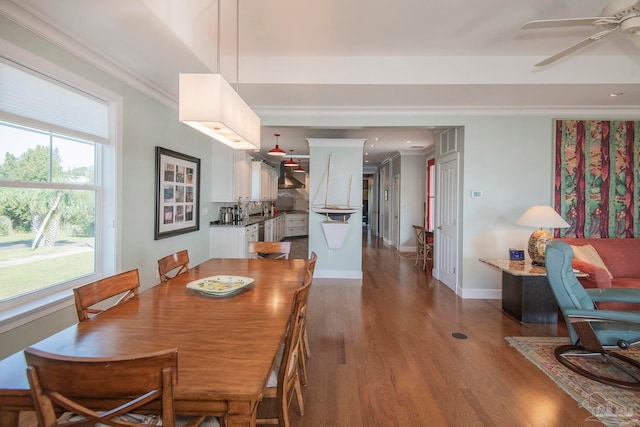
[0,257,309,427]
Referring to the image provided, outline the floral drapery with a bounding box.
[554,120,640,238]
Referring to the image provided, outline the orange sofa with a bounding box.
[557,237,640,311]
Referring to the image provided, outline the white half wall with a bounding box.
[308,138,364,279]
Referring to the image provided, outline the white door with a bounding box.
[436,153,459,292]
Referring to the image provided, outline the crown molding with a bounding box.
[1,1,177,109]
[255,105,640,120]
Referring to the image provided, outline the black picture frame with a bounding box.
[154,147,200,240]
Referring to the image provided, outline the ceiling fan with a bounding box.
[522,0,640,66]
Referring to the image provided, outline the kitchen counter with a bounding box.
[279,210,309,215]
[210,214,284,227]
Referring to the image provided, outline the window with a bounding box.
[0,122,98,301]
[0,47,118,330]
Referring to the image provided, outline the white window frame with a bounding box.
[0,40,122,333]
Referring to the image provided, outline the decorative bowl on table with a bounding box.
[186,275,254,296]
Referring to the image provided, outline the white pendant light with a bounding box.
[179,0,260,150]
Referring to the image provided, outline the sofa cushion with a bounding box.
[570,244,613,279]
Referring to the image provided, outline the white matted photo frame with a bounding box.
[154,147,200,240]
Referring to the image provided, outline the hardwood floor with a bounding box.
[19,231,600,426]
[285,231,601,427]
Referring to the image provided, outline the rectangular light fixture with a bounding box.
[179,73,260,150]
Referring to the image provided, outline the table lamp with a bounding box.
[516,205,569,266]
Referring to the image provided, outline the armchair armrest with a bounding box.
[571,259,612,288]
[585,288,640,304]
[564,307,640,324]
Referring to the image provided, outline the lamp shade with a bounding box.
[179,74,260,150]
[516,205,569,229]
[516,205,569,266]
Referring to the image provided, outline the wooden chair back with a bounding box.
[158,250,190,282]
[307,252,318,275]
[257,271,312,427]
[24,347,178,427]
[73,269,140,322]
[248,241,292,259]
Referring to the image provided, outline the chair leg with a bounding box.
[294,374,305,416]
[302,327,311,359]
[299,346,308,386]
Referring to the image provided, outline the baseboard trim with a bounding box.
[459,288,501,300]
[313,270,363,280]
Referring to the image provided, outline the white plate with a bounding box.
[186,275,254,296]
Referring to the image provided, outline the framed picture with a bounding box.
[154,147,200,240]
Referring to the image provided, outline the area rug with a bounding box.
[506,336,640,427]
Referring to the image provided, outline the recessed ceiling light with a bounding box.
[365,152,369,155]
[406,140,411,144]
[365,160,369,163]
[375,138,380,141]
[370,144,375,148]
[610,92,624,97]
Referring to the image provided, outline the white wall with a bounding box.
[399,154,426,251]
[262,110,624,299]
[459,116,555,298]
[0,16,214,357]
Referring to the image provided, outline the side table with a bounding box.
[480,259,563,323]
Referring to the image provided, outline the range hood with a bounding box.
[278,161,305,189]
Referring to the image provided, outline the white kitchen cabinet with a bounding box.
[210,223,259,258]
[211,142,252,202]
[264,218,274,242]
[285,213,308,237]
[275,215,286,241]
[251,160,278,201]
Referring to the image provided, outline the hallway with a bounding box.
[289,232,596,426]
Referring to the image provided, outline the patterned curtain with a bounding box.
[554,120,640,238]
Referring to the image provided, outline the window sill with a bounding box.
[0,290,75,334]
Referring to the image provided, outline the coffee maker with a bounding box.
[219,207,233,224]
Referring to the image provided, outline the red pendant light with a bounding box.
[284,150,298,167]
[293,165,305,173]
[268,133,286,156]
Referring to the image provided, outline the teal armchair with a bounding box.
[544,240,640,389]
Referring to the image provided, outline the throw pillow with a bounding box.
[570,244,614,279]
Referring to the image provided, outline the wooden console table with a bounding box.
[480,259,563,324]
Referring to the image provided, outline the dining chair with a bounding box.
[307,251,318,275]
[248,241,292,259]
[545,241,640,389]
[257,270,312,427]
[24,347,214,427]
[73,269,140,322]
[425,230,434,262]
[158,250,190,282]
[412,225,427,270]
[299,252,317,386]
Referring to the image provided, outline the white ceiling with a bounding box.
[3,0,640,167]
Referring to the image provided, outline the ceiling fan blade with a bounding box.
[535,29,617,66]
[522,17,611,29]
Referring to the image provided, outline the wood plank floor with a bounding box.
[19,231,601,427]
[285,231,601,427]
